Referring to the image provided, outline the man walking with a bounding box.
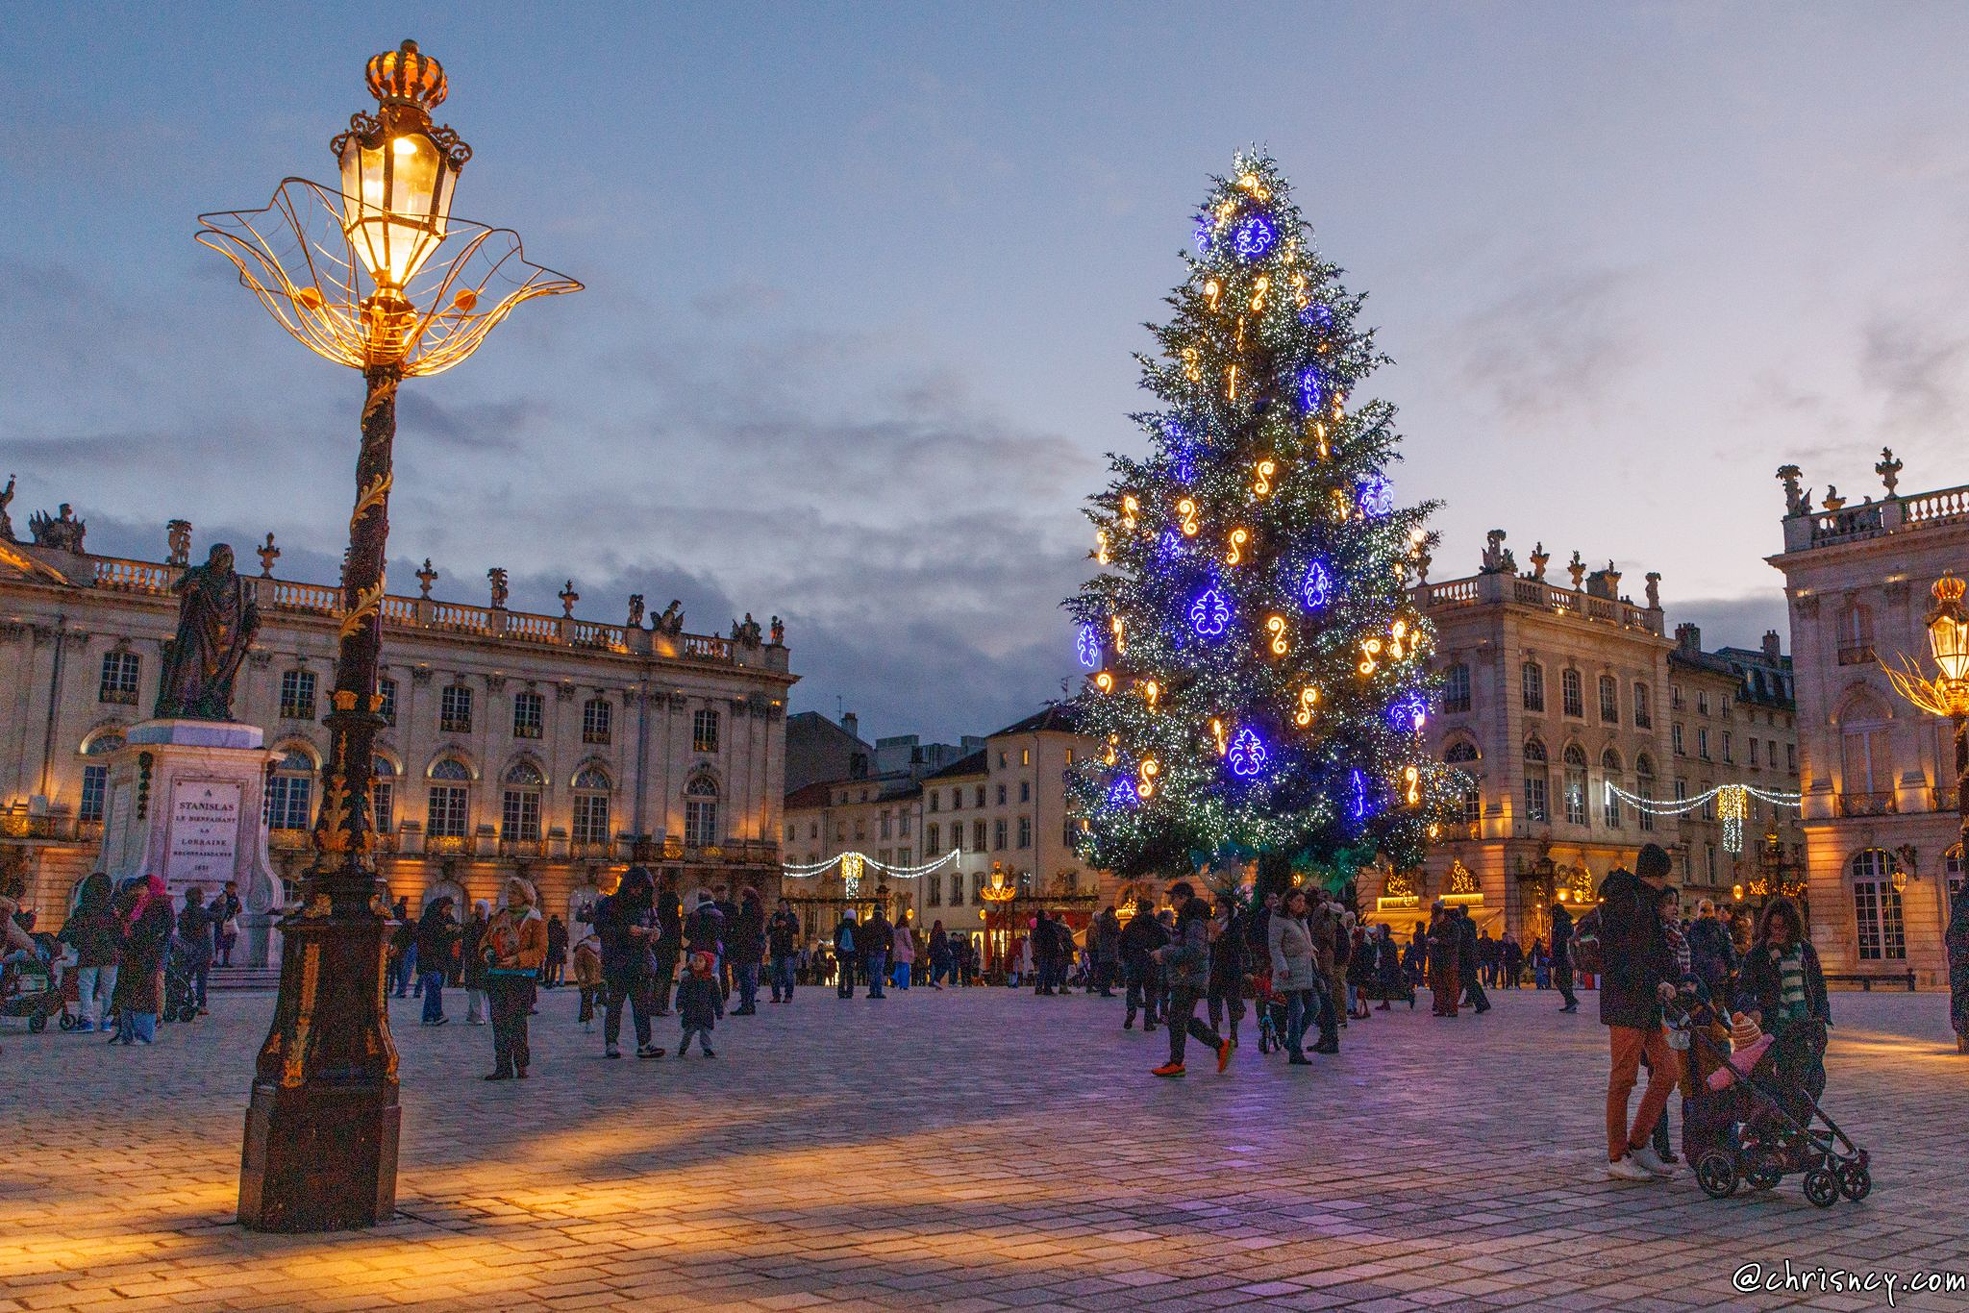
[1089,905,1121,997]
[1149,882,1232,1077]
[1551,900,1579,1013]
[860,903,892,999]
[595,866,663,1059]
[1457,907,1491,1015]
[835,911,859,998]
[1119,900,1167,1030]
[1601,843,1681,1181]
[767,897,801,1004]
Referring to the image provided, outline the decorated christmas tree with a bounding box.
[1066,151,1458,893]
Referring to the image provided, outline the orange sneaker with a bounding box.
[1216,1039,1234,1073]
[1151,1061,1186,1078]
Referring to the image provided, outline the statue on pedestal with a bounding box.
[155,544,261,721]
[29,503,86,553]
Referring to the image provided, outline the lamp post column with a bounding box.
[238,361,403,1233]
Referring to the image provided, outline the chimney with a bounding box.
[1762,629,1782,661]
[1675,622,1702,655]
[841,711,859,741]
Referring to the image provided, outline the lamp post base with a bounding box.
[236,900,400,1233]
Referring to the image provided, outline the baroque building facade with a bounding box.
[1770,454,1968,986]
[0,511,793,961]
[1357,532,1799,945]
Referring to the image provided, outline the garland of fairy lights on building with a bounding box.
[781,848,962,897]
[1602,781,1801,855]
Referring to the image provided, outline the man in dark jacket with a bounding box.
[767,898,801,1003]
[1457,908,1490,1014]
[1550,901,1579,1012]
[1089,906,1121,997]
[1119,901,1167,1030]
[859,905,892,999]
[1031,909,1059,995]
[389,897,416,998]
[595,866,664,1058]
[1150,882,1231,1077]
[653,880,683,1015]
[415,897,458,1026]
[834,911,860,998]
[542,914,569,988]
[728,887,766,1015]
[175,888,217,1016]
[1600,843,1682,1181]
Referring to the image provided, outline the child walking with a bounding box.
[678,950,719,1057]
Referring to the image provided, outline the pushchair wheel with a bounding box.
[27,1012,47,1034]
[58,1010,74,1031]
[1802,1168,1840,1209]
[1837,1163,1872,1202]
[1695,1151,1738,1199]
[1742,1146,1783,1191]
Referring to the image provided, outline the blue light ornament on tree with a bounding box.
[1295,364,1326,414]
[1227,725,1269,778]
[1300,560,1334,611]
[1232,212,1278,262]
[1299,302,1334,332]
[1189,586,1232,640]
[1358,473,1394,518]
[1105,775,1141,810]
[1075,624,1103,670]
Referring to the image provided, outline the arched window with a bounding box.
[371,755,397,835]
[1563,744,1589,825]
[572,766,611,847]
[427,757,471,837]
[1522,737,1549,822]
[1601,747,1624,828]
[1444,740,1480,764]
[684,775,720,848]
[502,761,545,842]
[267,749,315,831]
[1838,690,1895,813]
[1850,848,1906,960]
[77,731,126,824]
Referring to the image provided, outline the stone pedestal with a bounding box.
[97,719,284,965]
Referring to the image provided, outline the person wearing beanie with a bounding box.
[1600,843,1681,1180]
[677,950,720,1056]
[482,878,547,1080]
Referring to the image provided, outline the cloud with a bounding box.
[1667,590,1791,656]
[1452,266,1643,421]
[1859,315,1969,433]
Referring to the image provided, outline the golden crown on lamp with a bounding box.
[1885,572,1969,719]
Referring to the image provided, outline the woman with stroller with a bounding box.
[1733,896,1831,1127]
[57,872,121,1034]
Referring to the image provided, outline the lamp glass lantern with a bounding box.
[1928,602,1969,684]
[339,131,457,290]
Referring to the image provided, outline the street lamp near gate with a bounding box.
[197,39,579,1233]
[1886,572,1969,860]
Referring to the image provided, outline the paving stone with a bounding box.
[0,987,1960,1310]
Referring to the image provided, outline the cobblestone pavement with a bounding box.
[3,981,1966,1313]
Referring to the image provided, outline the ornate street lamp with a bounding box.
[198,40,578,1233]
[1886,572,1969,858]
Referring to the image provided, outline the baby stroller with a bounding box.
[1250,970,1287,1054]
[161,940,200,1024]
[1676,987,1870,1208]
[1,932,75,1033]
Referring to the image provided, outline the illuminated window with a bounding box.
[377,676,398,726]
[427,757,471,837]
[266,750,315,830]
[583,697,612,745]
[572,767,611,846]
[279,669,317,721]
[685,775,720,847]
[692,709,720,754]
[371,756,396,834]
[99,651,140,705]
[512,691,543,740]
[501,761,544,841]
[441,684,473,734]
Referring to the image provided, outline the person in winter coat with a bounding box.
[415,897,459,1026]
[1950,882,1969,1055]
[114,876,173,1045]
[767,898,801,1003]
[389,897,416,999]
[175,887,216,1016]
[572,930,603,1029]
[57,871,121,1033]
[1268,888,1320,1063]
[1549,901,1579,1012]
[594,866,663,1059]
[835,911,860,998]
[482,877,547,1079]
[212,881,242,968]
[927,919,953,989]
[653,880,683,1016]
[1306,895,1345,1050]
[462,901,491,1025]
[677,951,720,1056]
[1499,931,1525,990]
[1149,882,1231,1077]
[1346,926,1377,1019]
[859,905,893,999]
[1119,900,1168,1030]
[1373,923,1408,1010]
[1455,908,1490,1014]
[1089,906,1122,997]
[1426,903,1459,1018]
[1733,896,1832,1124]
[890,912,916,991]
[684,893,726,1018]
[1600,844,1682,1181]
[728,887,767,1014]
[542,914,569,988]
[1206,899,1247,1047]
[1029,909,1058,995]
[1686,897,1738,1004]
